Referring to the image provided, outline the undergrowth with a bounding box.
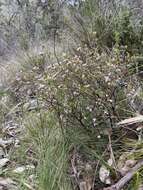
[9,44,140,189]
[1,1,143,189]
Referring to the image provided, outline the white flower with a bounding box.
[105,76,110,82]
[86,106,92,112]
[93,118,96,122]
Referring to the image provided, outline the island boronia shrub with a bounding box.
[37,45,135,141]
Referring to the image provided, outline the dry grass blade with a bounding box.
[22,181,35,190]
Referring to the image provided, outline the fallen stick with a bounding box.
[117,115,143,126]
[103,160,143,190]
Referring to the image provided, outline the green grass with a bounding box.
[13,111,72,190]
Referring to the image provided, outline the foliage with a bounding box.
[43,46,132,133]
[77,0,143,54]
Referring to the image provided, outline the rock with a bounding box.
[0,177,17,190]
[29,99,38,110]
[99,158,113,185]
[0,148,5,159]
[13,166,25,174]
[117,153,137,176]
[13,165,35,174]
[0,158,9,168]
[27,89,33,96]
[23,99,38,111]
[0,138,13,148]
[99,166,111,185]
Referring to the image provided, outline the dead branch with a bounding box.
[103,160,143,190]
[117,115,143,127]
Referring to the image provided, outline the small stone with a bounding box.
[23,99,38,111]
[0,138,13,147]
[0,148,5,159]
[0,177,17,190]
[125,159,136,167]
[13,165,35,174]
[0,158,9,168]
[13,166,26,174]
[27,89,33,96]
[99,165,111,184]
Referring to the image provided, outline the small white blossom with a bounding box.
[104,76,110,82]
[93,118,96,122]
[86,106,92,112]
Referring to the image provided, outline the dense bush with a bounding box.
[38,46,133,138]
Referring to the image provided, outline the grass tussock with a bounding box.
[14,111,72,190]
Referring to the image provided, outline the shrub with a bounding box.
[41,46,133,142]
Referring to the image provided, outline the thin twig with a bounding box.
[22,181,35,190]
[71,148,80,189]
[108,133,118,175]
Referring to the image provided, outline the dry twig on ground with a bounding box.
[103,160,143,190]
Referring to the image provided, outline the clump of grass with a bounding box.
[19,111,72,190]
